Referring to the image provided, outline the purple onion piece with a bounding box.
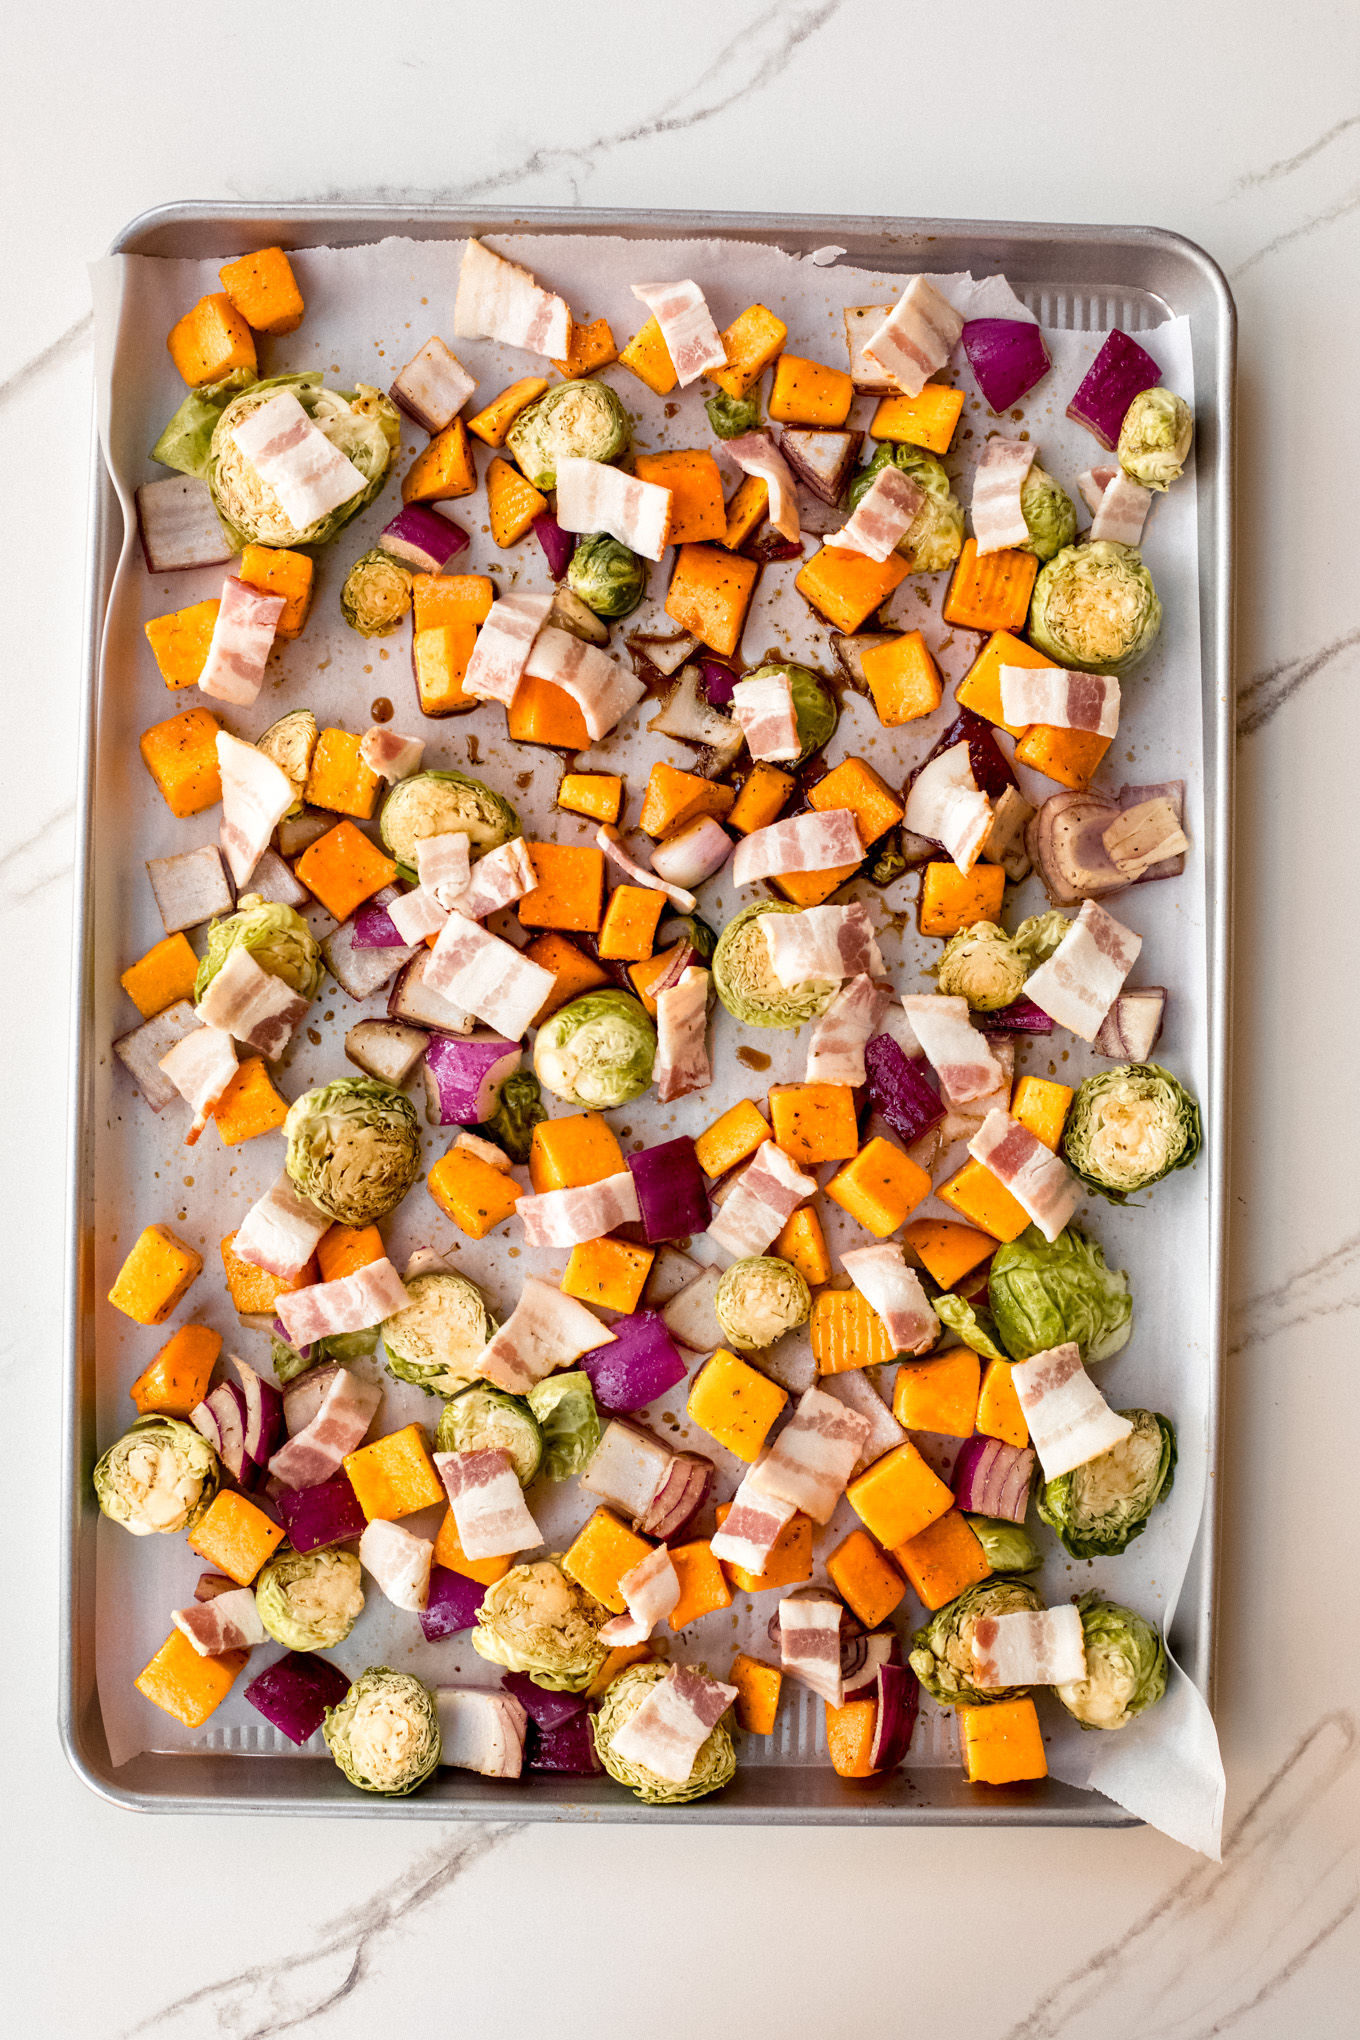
[985,997,1055,1035]
[533,511,576,580]
[230,1354,283,1468]
[864,1034,945,1146]
[352,885,410,950]
[1066,330,1163,450]
[423,1033,522,1125]
[581,1312,689,1413]
[274,1470,367,1553]
[380,504,469,573]
[961,318,1052,413]
[870,1661,919,1771]
[638,1452,713,1539]
[1094,987,1167,1063]
[923,711,1017,801]
[699,658,737,708]
[526,1712,603,1774]
[952,1436,1035,1524]
[501,1672,588,1730]
[244,1651,351,1746]
[419,1565,488,1641]
[626,1136,710,1243]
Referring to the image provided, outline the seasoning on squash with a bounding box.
[598,884,666,962]
[695,1099,772,1178]
[976,1358,1029,1449]
[403,419,477,504]
[557,773,623,824]
[958,1697,1048,1785]
[1012,723,1111,791]
[427,1145,523,1239]
[524,933,611,1026]
[129,1324,222,1418]
[796,545,909,634]
[218,246,305,335]
[727,761,795,836]
[316,1224,386,1285]
[825,1528,906,1628]
[729,1652,783,1735]
[771,1205,831,1287]
[467,378,552,447]
[562,1236,654,1314]
[936,1158,1030,1243]
[486,456,549,547]
[136,1628,243,1727]
[893,1509,992,1612]
[529,1112,625,1193]
[144,600,221,689]
[918,860,1007,940]
[551,317,618,380]
[892,1346,982,1438]
[941,539,1039,634]
[860,632,943,727]
[120,933,199,1019]
[210,1057,289,1146]
[618,315,678,396]
[303,729,382,820]
[1011,1075,1074,1152]
[507,673,590,749]
[139,706,223,819]
[638,761,734,839]
[707,304,786,399]
[187,1490,285,1586]
[666,544,759,659]
[768,354,854,427]
[687,1349,788,1462]
[720,474,770,551]
[846,1441,954,1550]
[295,821,397,923]
[108,1225,203,1326]
[516,843,605,933]
[166,294,256,386]
[825,1137,932,1237]
[870,384,966,455]
[238,545,315,639]
[344,1423,444,1521]
[825,1696,879,1778]
[902,1219,995,1292]
[634,449,727,545]
[768,1084,860,1166]
[563,1507,654,1613]
[809,1288,896,1374]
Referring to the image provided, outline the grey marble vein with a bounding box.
[0,310,92,415]
[1235,110,1360,189]
[0,801,75,912]
[1005,1713,1360,2040]
[122,1821,521,2037]
[1229,1227,1360,1355]
[1233,181,1360,276]
[1236,626,1360,738]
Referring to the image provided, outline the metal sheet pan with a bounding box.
[63,205,1234,1823]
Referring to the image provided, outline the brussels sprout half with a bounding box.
[150,366,258,479]
[988,1225,1133,1364]
[479,1069,548,1166]
[567,533,648,619]
[1018,462,1078,562]
[1028,540,1162,678]
[935,911,1069,1012]
[1118,388,1193,492]
[93,1416,219,1538]
[713,902,839,1030]
[1062,1064,1202,1202]
[195,893,324,1004]
[533,990,657,1109]
[379,770,522,882]
[846,442,964,573]
[933,1292,1008,1364]
[1055,1592,1168,1730]
[381,1271,496,1397]
[908,1578,1044,1706]
[323,1666,441,1795]
[1038,1408,1176,1558]
[526,1372,602,1480]
[506,379,631,490]
[255,1544,365,1651]
[714,1256,811,1352]
[962,1516,1043,1573]
[341,548,414,638]
[472,1560,610,1692]
[208,373,400,551]
[592,1661,737,1804]
[256,709,318,817]
[284,1077,422,1227]
[435,1384,544,1486]
[705,390,761,439]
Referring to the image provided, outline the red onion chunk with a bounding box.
[424,1033,522,1125]
[351,886,410,949]
[961,318,1051,413]
[870,1661,919,1772]
[1066,330,1163,450]
[1094,987,1167,1063]
[419,1564,488,1641]
[650,817,732,891]
[533,511,576,580]
[380,505,468,574]
[699,658,737,708]
[245,1650,352,1746]
[952,1435,1035,1524]
[501,1672,588,1729]
[193,1382,258,1488]
[626,1136,710,1243]
[864,1034,945,1146]
[639,1452,714,1539]
[231,1355,284,1468]
[582,1312,689,1412]
[923,711,1016,802]
[985,997,1055,1035]
[526,1712,603,1774]
[275,1469,367,1553]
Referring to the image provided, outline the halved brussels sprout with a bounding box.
[256,709,318,818]
[150,367,258,479]
[526,1372,601,1480]
[93,1416,219,1537]
[472,1560,609,1691]
[255,1544,364,1650]
[323,1666,441,1795]
[1063,1064,1201,1201]
[962,1515,1043,1573]
[534,990,656,1108]
[506,379,631,490]
[934,913,1064,1012]
[739,661,838,762]
[1118,388,1193,492]
[592,1661,737,1805]
[1028,540,1162,677]
[713,902,839,1029]
[195,893,324,1004]
[933,1292,1007,1364]
[209,372,400,551]
[341,548,414,638]
[705,390,761,439]
[567,533,648,619]
[284,1077,422,1226]
[715,1256,811,1352]
[846,443,964,573]
[1018,462,1078,562]
[435,1383,544,1486]
[273,1327,378,1385]
[381,1271,495,1396]
[1038,1408,1176,1558]
[989,1224,1133,1364]
[478,1070,546,1166]
[379,769,522,882]
[908,1577,1044,1705]
[1055,1592,1168,1730]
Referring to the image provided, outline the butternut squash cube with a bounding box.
[468,377,551,448]
[861,631,943,727]
[668,1539,732,1629]
[919,860,1007,939]
[563,1507,654,1613]
[771,859,860,909]
[958,1697,1047,1785]
[188,1490,285,1586]
[557,773,623,824]
[414,573,495,633]
[714,1502,813,1593]
[808,755,905,848]
[109,1225,203,1326]
[729,1652,783,1735]
[954,629,1053,738]
[827,1527,907,1628]
[551,316,618,380]
[524,934,610,1026]
[487,454,548,545]
[211,1057,288,1146]
[529,1112,625,1194]
[507,673,590,750]
[894,1508,992,1611]
[768,1083,859,1166]
[720,473,769,551]
[892,1347,981,1438]
[144,600,221,689]
[120,933,199,1020]
[139,706,222,819]
[295,821,397,922]
[598,884,666,962]
[936,1158,1030,1243]
[687,1349,788,1462]
[826,1694,880,1777]
[403,419,477,504]
[727,761,794,836]
[238,545,315,639]
[846,1440,954,1549]
[413,624,476,717]
[218,246,305,335]
[220,1232,316,1315]
[1011,1074,1074,1151]
[618,315,678,396]
[695,1100,771,1178]
[796,545,909,634]
[516,842,605,932]
[772,1205,831,1287]
[638,761,734,839]
[769,353,854,427]
[130,1323,222,1418]
[635,449,726,545]
[666,544,759,659]
[977,1358,1029,1449]
[942,539,1039,634]
[902,1219,994,1291]
[825,1137,931,1237]
[870,384,966,455]
[428,1145,523,1239]
[166,293,256,386]
[316,1223,386,1285]
[562,1236,654,1314]
[810,1287,895,1374]
[303,729,381,820]
[585,1643,656,1697]
[136,1628,242,1727]
[1013,723,1111,791]
[343,1423,443,1521]
[434,1506,513,1586]
[708,304,787,399]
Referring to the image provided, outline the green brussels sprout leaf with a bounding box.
[988,1225,1133,1363]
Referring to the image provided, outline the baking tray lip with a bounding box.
[65,203,1234,1823]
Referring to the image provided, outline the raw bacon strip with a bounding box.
[968,1109,1083,1244]
[862,276,965,398]
[416,832,473,908]
[708,1142,817,1259]
[453,238,571,359]
[229,391,368,528]
[971,439,1036,556]
[275,1259,413,1348]
[360,727,425,782]
[389,337,477,431]
[748,1384,870,1525]
[901,993,1005,1103]
[157,1024,238,1145]
[268,1368,384,1488]
[762,902,884,988]
[709,1467,797,1572]
[655,966,711,1103]
[1000,666,1121,740]
[358,1518,433,1612]
[1091,472,1153,547]
[805,975,890,1086]
[821,1370,906,1478]
[172,1587,267,1656]
[730,673,800,762]
[598,1545,681,1645]
[523,626,646,741]
[971,1605,1087,1689]
[1076,465,1119,516]
[1023,898,1143,1041]
[608,1663,738,1784]
[198,577,285,708]
[903,742,992,876]
[232,1172,331,1279]
[462,592,553,706]
[939,1033,1014,1146]
[516,1170,641,1250]
[837,464,925,562]
[731,810,863,888]
[840,1244,940,1357]
[630,280,728,386]
[777,1592,845,1707]
[555,458,673,562]
[723,432,800,543]
[448,838,537,921]
[1010,1341,1134,1479]
[217,733,295,889]
[477,1277,614,1394]
[425,913,556,1042]
[387,887,449,944]
[597,824,696,912]
[196,946,309,1061]
[435,1447,542,1560]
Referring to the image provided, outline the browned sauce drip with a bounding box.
[370,697,393,723]
[466,735,481,764]
[737,1046,772,1072]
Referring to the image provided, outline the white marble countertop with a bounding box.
[6,2,1360,2032]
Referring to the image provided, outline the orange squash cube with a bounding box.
[139,706,223,819]
[695,1100,771,1179]
[729,1652,783,1735]
[144,600,221,689]
[598,884,666,962]
[708,304,787,399]
[810,1287,896,1373]
[808,755,905,848]
[211,1058,289,1146]
[976,1359,1029,1448]
[902,1219,994,1291]
[1013,723,1111,791]
[860,631,944,727]
[524,934,610,1026]
[894,1509,992,1612]
[869,384,966,455]
[316,1224,385,1285]
[130,1324,221,1418]
[796,545,909,634]
[468,378,551,448]
[958,1697,1047,1784]
[529,1112,625,1193]
[668,1540,732,1630]
[434,1507,513,1587]
[343,1423,443,1521]
[413,624,477,717]
[825,1138,931,1237]
[892,1347,981,1438]
[557,773,623,824]
[220,1231,316,1316]
[954,629,1054,738]
[638,762,735,840]
[120,933,200,1019]
[846,1440,953,1549]
[942,540,1039,634]
[295,821,397,923]
[618,315,678,396]
[517,843,605,933]
[585,1642,657,1698]
[551,316,618,380]
[1011,1075,1074,1152]
[720,473,769,551]
[136,1628,243,1727]
[428,1145,522,1239]
[919,860,1007,939]
[507,672,591,750]
[634,449,726,545]
[714,1503,814,1593]
[826,1527,907,1628]
[687,1350,787,1462]
[218,246,305,334]
[403,419,477,503]
[826,1696,879,1778]
[562,1237,654,1314]
[166,293,256,386]
[771,862,860,909]
[769,353,854,427]
[772,1205,831,1287]
[563,1507,654,1613]
[937,1158,1030,1243]
[108,1225,203,1326]
[238,545,315,639]
[666,544,759,659]
[768,1083,859,1166]
[303,729,381,820]
[188,1490,285,1586]
[727,761,794,835]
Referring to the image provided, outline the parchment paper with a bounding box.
[88,232,1222,1850]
